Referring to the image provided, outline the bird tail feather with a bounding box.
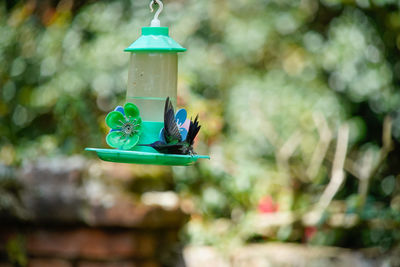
[186,115,201,145]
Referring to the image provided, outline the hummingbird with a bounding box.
[138,97,201,155]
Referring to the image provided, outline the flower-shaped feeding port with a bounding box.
[159,108,190,142]
[105,103,142,150]
[86,98,210,166]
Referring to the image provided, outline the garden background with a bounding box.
[1,0,400,266]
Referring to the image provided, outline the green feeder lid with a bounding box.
[124,27,186,53]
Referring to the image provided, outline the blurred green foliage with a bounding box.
[6,234,27,267]
[1,0,400,250]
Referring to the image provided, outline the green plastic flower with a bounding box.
[105,103,142,150]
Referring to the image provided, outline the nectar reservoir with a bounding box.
[124,26,186,122]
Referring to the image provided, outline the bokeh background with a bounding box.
[1,0,400,266]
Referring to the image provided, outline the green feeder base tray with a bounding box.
[85,148,210,166]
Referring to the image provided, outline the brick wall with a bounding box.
[0,157,187,267]
[1,226,180,267]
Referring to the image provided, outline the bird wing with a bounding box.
[186,115,201,146]
[164,97,182,143]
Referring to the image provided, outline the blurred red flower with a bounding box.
[258,196,279,213]
[304,226,317,242]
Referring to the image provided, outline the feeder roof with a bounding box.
[124,27,186,53]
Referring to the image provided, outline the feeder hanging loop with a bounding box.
[149,0,163,27]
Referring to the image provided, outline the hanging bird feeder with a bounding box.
[86,0,209,166]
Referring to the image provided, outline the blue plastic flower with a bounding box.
[105,103,142,150]
[160,108,190,142]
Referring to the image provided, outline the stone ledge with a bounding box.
[0,157,186,267]
[85,198,187,229]
[0,197,188,229]
[184,243,400,267]
[76,261,160,267]
[1,228,157,260]
[26,228,156,259]
[28,258,72,267]
[0,156,188,229]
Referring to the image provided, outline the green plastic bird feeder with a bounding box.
[86,0,209,165]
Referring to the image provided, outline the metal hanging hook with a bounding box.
[149,0,163,27]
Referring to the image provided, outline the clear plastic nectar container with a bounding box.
[126,52,177,121]
[124,27,186,122]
